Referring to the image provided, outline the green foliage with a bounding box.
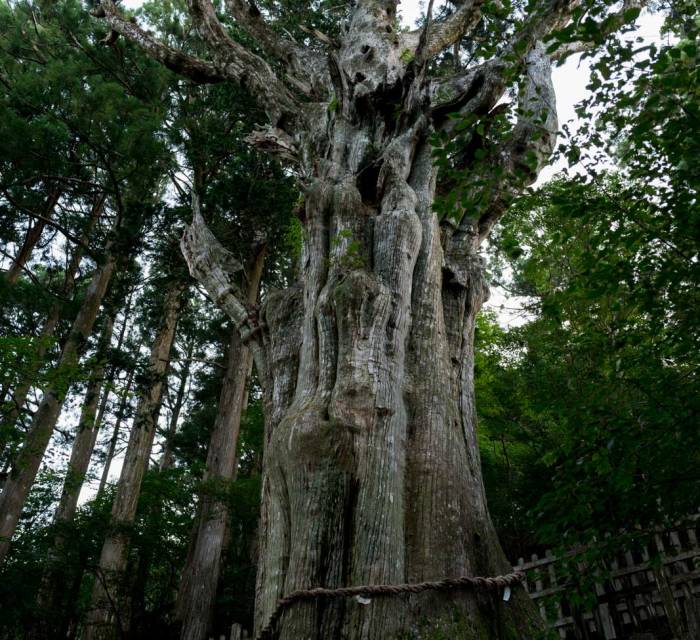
[400,48,415,64]
[475,16,700,603]
[0,4,269,636]
[560,0,699,221]
[431,106,514,225]
[477,173,700,601]
[0,472,115,637]
[330,229,367,271]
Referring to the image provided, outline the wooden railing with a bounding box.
[516,522,700,639]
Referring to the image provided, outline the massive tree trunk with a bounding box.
[98,0,640,636]
[83,279,186,640]
[250,156,535,638]
[180,24,555,639]
[0,248,117,565]
[176,245,265,640]
[177,19,554,640]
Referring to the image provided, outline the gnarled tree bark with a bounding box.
[98,0,647,636]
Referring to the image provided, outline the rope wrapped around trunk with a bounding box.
[257,570,526,639]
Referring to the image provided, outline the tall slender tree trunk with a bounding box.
[83,280,186,640]
[0,193,104,447]
[176,246,265,640]
[159,336,194,471]
[51,289,135,525]
[0,248,117,565]
[29,310,117,640]
[4,187,62,285]
[97,365,136,498]
[130,343,193,635]
[54,312,116,526]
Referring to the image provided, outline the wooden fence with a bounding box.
[517,521,700,639]
[212,522,700,640]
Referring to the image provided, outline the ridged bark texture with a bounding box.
[247,9,554,640]
[83,280,186,640]
[254,161,536,639]
[176,247,265,640]
[175,3,560,638]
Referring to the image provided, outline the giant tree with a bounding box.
[93,0,650,637]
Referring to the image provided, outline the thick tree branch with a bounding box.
[433,0,649,130]
[403,0,485,59]
[186,0,298,120]
[508,0,649,65]
[477,42,558,240]
[431,58,507,126]
[430,0,638,169]
[550,0,649,62]
[431,0,577,125]
[95,1,297,123]
[507,0,582,58]
[2,190,96,257]
[550,39,594,59]
[94,1,228,83]
[224,0,327,94]
[245,126,299,164]
[180,193,270,383]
